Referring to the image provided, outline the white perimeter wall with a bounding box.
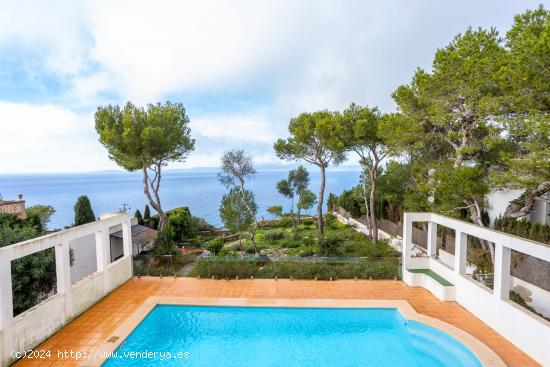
[403,212,550,366]
[438,249,550,318]
[0,213,133,367]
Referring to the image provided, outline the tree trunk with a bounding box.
[238,232,244,252]
[290,197,295,228]
[238,183,259,254]
[465,198,495,265]
[503,181,550,219]
[361,177,372,238]
[369,167,379,243]
[250,226,258,253]
[317,164,326,236]
[142,167,167,232]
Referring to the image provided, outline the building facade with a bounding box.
[0,195,27,220]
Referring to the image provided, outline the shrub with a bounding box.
[343,243,355,255]
[190,257,401,280]
[337,189,363,218]
[302,219,314,226]
[318,235,343,256]
[134,209,143,225]
[494,216,550,244]
[278,216,293,228]
[153,224,178,255]
[193,216,215,232]
[325,213,338,229]
[245,246,256,255]
[167,207,196,242]
[144,205,151,226]
[281,239,300,248]
[218,246,233,256]
[74,195,96,226]
[299,247,316,257]
[133,254,196,277]
[206,238,225,255]
[264,230,285,242]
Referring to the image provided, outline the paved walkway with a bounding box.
[15,277,538,366]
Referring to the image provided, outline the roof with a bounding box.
[0,199,25,205]
[111,224,157,246]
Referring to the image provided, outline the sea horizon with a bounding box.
[0,168,361,230]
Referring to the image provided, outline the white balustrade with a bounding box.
[0,213,133,366]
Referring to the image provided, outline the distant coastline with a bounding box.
[0,169,360,230]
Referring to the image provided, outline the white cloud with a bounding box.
[190,112,278,144]
[0,0,544,172]
[0,102,116,173]
[0,101,283,172]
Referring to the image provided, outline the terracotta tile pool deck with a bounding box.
[15,277,538,367]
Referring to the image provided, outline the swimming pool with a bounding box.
[104,305,482,366]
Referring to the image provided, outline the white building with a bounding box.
[486,189,549,226]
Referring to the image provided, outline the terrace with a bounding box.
[0,212,548,366]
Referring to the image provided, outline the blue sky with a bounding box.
[0,0,543,173]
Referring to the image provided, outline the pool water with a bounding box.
[104,305,482,367]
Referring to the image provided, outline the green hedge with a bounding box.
[133,254,197,276]
[189,257,401,280]
[494,216,550,244]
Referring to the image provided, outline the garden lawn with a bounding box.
[210,216,399,258]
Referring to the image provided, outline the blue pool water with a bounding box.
[104,306,482,367]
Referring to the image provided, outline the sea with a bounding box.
[0,169,360,229]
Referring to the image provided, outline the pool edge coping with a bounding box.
[81,296,505,367]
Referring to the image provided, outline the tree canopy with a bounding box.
[338,103,388,242]
[219,187,257,250]
[274,111,345,235]
[74,195,96,226]
[276,165,311,227]
[218,149,260,253]
[95,101,195,231]
[378,7,550,263]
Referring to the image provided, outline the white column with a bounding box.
[95,229,112,293]
[54,242,71,295]
[494,244,511,300]
[122,220,132,257]
[55,241,73,318]
[454,231,467,275]
[95,230,111,270]
[402,213,413,278]
[0,247,14,362]
[122,220,133,276]
[427,222,438,258]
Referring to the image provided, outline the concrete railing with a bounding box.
[0,213,133,366]
[402,212,550,366]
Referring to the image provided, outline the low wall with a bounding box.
[403,212,550,366]
[0,213,133,366]
[429,257,550,365]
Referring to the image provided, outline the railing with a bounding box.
[0,213,133,367]
[338,207,550,292]
[467,273,495,289]
[402,212,550,366]
[191,256,402,280]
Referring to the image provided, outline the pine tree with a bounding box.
[134,209,143,225]
[74,195,96,226]
[143,205,151,226]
